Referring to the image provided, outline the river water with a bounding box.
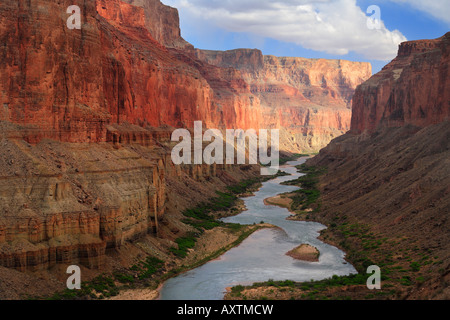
[160,158,356,300]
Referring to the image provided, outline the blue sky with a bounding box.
[163,0,450,73]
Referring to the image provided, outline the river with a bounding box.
[159,158,356,300]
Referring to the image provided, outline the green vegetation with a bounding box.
[170,233,198,258]
[231,285,245,296]
[180,178,264,232]
[227,272,402,300]
[410,261,421,272]
[41,256,166,300]
[226,178,261,194]
[47,274,120,300]
[278,153,312,165]
[170,176,280,258]
[281,164,327,214]
[113,272,135,284]
[133,257,165,280]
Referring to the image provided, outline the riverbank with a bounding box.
[112,223,276,300]
[226,162,447,300]
[161,157,356,300]
[34,168,285,300]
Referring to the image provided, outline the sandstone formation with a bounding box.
[308,33,450,299]
[0,0,259,144]
[195,49,372,153]
[0,120,261,271]
[0,0,370,149]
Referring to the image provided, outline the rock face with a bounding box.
[0,0,370,150]
[0,123,167,271]
[0,0,261,144]
[195,49,372,152]
[308,33,450,299]
[0,0,370,272]
[0,121,256,271]
[351,33,450,134]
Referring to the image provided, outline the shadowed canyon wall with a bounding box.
[308,33,450,299]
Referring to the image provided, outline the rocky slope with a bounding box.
[308,33,450,299]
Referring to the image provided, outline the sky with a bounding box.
[162,0,450,73]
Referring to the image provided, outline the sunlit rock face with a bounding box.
[195,49,372,153]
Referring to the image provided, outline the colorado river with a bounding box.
[160,158,356,300]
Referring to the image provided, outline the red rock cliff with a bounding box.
[0,0,370,151]
[122,0,193,49]
[195,49,372,152]
[0,0,260,143]
[351,32,450,134]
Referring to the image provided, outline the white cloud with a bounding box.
[164,0,407,61]
[389,0,450,25]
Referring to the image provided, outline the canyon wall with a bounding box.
[351,33,449,134]
[0,121,256,271]
[308,33,450,299]
[0,0,371,150]
[195,49,372,152]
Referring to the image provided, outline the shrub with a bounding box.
[170,234,198,258]
[410,262,421,272]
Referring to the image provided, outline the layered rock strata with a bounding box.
[195,49,372,152]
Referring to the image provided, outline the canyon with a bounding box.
[194,49,371,152]
[0,0,371,148]
[3,0,446,301]
[0,0,370,298]
[0,0,370,275]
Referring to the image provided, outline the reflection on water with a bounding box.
[160,158,356,300]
